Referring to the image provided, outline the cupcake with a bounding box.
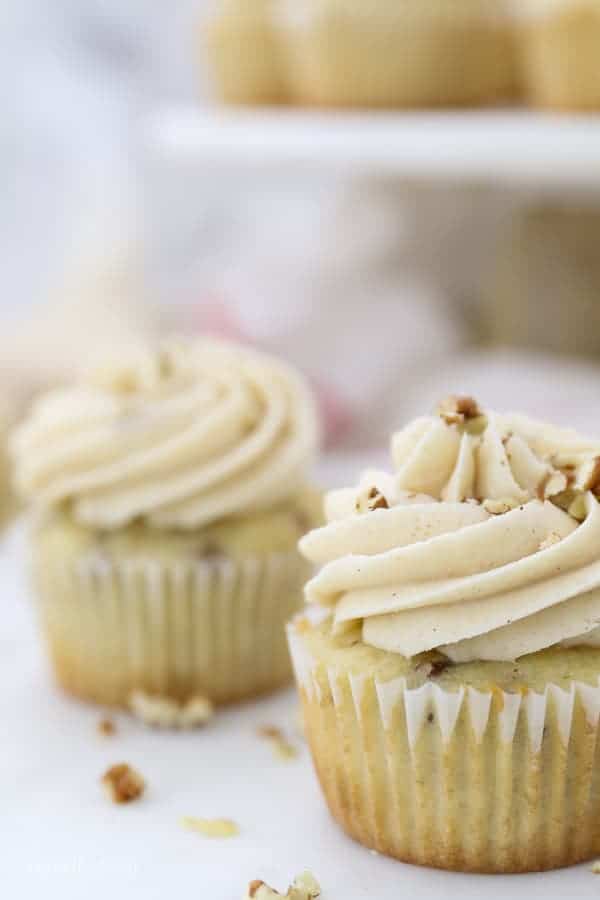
[517,1,600,111]
[281,0,516,108]
[204,0,288,105]
[13,339,320,707]
[289,395,600,872]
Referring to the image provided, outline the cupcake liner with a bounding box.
[33,549,309,707]
[288,621,600,872]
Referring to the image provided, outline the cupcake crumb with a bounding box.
[244,871,321,899]
[591,860,600,874]
[101,763,145,804]
[181,816,239,838]
[97,717,116,737]
[257,725,298,760]
[128,690,214,730]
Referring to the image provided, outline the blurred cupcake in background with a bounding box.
[12,338,321,708]
[517,0,600,111]
[205,0,289,105]
[279,0,516,108]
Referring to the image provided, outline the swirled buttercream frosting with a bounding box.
[12,339,319,529]
[300,396,600,663]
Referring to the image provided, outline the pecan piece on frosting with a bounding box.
[536,470,569,501]
[577,456,600,494]
[551,489,588,522]
[355,485,389,514]
[437,395,487,434]
[437,395,481,424]
[482,497,520,516]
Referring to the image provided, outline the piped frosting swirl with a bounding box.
[12,339,319,530]
[300,398,600,663]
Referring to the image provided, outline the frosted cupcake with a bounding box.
[13,339,320,707]
[204,0,288,105]
[517,1,600,111]
[289,396,600,872]
[281,0,516,108]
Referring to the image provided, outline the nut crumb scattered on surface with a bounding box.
[128,690,214,730]
[181,816,239,838]
[257,725,298,760]
[244,871,321,900]
[97,717,116,736]
[102,763,145,804]
[591,860,600,874]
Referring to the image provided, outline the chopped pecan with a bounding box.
[438,395,481,424]
[102,763,145,804]
[355,485,389,514]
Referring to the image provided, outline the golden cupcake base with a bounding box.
[288,620,600,873]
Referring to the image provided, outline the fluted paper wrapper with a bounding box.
[288,621,600,873]
[33,550,308,708]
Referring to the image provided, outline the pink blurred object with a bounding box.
[193,297,353,448]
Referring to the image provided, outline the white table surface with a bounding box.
[150,107,600,190]
[3,517,600,900]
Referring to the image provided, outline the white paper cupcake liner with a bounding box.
[34,550,309,707]
[287,620,600,872]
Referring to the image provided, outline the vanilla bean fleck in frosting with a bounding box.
[12,339,319,529]
[300,397,600,663]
